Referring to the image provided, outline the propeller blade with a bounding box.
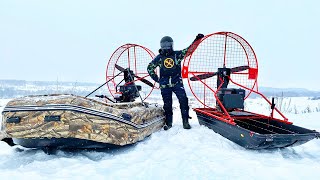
[134,75,154,87]
[231,65,249,73]
[115,64,126,72]
[189,66,249,81]
[115,64,154,87]
[190,72,217,81]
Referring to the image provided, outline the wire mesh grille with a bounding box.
[184,32,258,108]
[106,44,156,100]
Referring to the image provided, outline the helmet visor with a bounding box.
[160,41,173,50]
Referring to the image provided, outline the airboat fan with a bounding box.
[181,32,319,149]
[182,32,259,108]
[106,44,157,102]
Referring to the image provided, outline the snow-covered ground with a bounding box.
[0,97,319,179]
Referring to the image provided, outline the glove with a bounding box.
[151,74,159,83]
[195,33,204,41]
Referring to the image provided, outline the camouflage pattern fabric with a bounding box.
[1,94,165,146]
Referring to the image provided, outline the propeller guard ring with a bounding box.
[106,44,157,100]
[182,32,259,108]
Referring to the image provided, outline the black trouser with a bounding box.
[160,83,189,126]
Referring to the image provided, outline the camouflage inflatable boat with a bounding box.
[1,94,165,149]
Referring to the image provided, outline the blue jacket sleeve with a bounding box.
[147,56,160,82]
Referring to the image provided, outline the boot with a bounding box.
[164,115,172,131]
[183,118,191,129]
[163,124,172,131]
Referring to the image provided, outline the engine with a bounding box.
[114,84,142,102]
[217,88,245,111]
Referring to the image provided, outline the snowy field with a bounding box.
[0,97,320,180]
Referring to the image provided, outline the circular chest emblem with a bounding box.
[164,58,174,68]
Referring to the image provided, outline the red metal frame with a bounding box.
[226,33,259,98]
[223,33,228,67]
[194,108,236,125]
[190,72,234,122]
[194,107,292,125]
[181,31,289,126]
[228,77,289,122]
[183,32,259,110]
[106,44,157,100]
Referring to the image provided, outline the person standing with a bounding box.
[147,34,204,130]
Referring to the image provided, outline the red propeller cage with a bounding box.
[106,44,157,100]
[182,32,259,109]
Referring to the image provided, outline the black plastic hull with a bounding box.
[196,112,319,149]
[12,137,124,149]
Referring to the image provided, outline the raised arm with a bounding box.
[176,33,204,64]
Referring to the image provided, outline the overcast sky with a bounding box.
[0,0,319,90]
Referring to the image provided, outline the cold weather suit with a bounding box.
[147,34,204,130]
[147,48,190,128]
